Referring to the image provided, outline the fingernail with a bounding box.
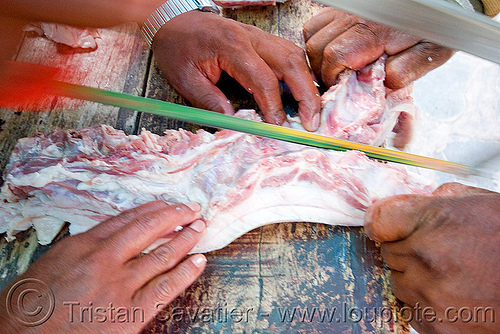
[312,113,320,130]
[185,202,201,212]
[274,115,285,126]
[189,219,206,233]
[192,254,207,268]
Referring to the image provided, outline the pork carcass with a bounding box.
[0,58,432,252]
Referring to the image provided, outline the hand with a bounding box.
[0,201,207,333]
[365,183,500,333]
[303,8,454,89]
[153,11,321,131]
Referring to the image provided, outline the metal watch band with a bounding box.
[141,0,220,46]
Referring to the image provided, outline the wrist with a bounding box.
[128,0,166,24]
[140,0,220,46]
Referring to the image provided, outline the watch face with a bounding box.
[197,0,221,13]
[201,5,221,14]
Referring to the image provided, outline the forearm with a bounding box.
[0,0,164,28]
[0,15,26,71]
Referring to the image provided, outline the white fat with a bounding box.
[32,216,66,245]
[8,164,91,187]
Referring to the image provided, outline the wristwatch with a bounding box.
[141,0,220,46]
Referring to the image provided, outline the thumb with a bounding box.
[385,42,454,89]
[364,194,433,242]
[169,72,235,116]
[432,182,495,196]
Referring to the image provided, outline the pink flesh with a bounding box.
[0,58,433,252]
[24,23,100,49]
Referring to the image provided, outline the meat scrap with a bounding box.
[0,58,433,252]
[289,56,415,148]
[24,23,100,49]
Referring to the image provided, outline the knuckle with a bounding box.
[154,267,194,301]
[364,203,385,239]
[154,279,176,301]
[285,48,307,66]
[353,22,379,38]
[323,44,342,65]
[304,40,317,56]
[132,216,157,235]
[386,73,406,90]
[419,42,452,55]
[133,209,169,233]
[174,266,194,285]
[151,244,177,269]
[418,201,457,229]
[176,229,198,246]
[412,246,451,278]
[255,72,279,92]
[221,26,251,47]
[242,23,262,36]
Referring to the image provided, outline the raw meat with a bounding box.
[24,23,100,49]
[0,58,433,253]
[0,115,433,252]
[288,57,415,147]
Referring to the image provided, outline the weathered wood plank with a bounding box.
[142,225,405,333]
[0,24,149,169]
[137,0,404,333]
[0,24,150,288]
[277,0,323,47]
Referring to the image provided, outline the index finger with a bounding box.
[304,12,360,80]
[221,46,286,126]
[320,25,385,87]
[385,42,454,89]
[255,39,321,131]
[364,194,433,242]
[86,201,173,239]
[102,201,202,261]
